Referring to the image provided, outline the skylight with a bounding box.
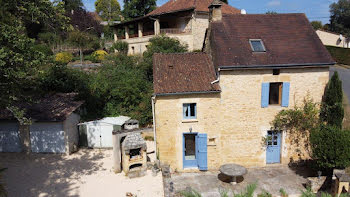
[249,39,266,52]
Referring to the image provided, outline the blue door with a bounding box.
[183,133,198,168]
[266,131,281,164]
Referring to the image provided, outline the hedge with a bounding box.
[325,46,350,65]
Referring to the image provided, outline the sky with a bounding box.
[83,0,338,24]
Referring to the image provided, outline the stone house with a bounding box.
[316,29,350,48]
[111,0,241,55]
[0,93,83,154]
[152,2,335,171]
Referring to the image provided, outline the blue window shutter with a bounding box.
[197,133,208,171]
[282,82,290,107]
[261,83,270,108]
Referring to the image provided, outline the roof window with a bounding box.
[249,39,266,52]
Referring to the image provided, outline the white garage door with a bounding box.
[0,122,22,152]
[30,123,65,153]
[87,125,113,148]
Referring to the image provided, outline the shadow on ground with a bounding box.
[0,149,106,197]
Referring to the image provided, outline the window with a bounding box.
[269,82,282,105]
[183,103,196,119]
[249,39,266,52]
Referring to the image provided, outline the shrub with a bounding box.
[310,125,350,170]
[33,44,53,56]
[55,52,73,64]
[92,50,108,62]
[112,41,129,54]
[320,71,344,128]
[0,168,7,197]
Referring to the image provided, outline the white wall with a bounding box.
[63,112,80,154]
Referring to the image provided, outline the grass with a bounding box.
[326,46,350,65]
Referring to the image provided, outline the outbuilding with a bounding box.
[79,116,133,148]
[0,93,83,154]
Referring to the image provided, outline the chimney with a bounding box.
[208,0,222,22]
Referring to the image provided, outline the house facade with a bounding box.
[316,29,350,48]
[152,2,335,171]
[112,0,241,55]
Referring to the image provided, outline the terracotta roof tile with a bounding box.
[210,14,335,68]
[148,0,240,16]
[153,53,220,95]
[0,93,84,122]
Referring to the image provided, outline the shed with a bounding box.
[0,93,83,154]
[79,116,131,148]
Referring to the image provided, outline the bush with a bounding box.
[55,52,73,64]
[92,50,108,62]
[33,44,53,56]
[144,136,154,141]
[320,71,344,128]
[310,125,350,170]
[112,41,129,54]
[326,46,350,65]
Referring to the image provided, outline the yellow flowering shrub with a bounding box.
[92,50,108,62]
[55,52,73,64]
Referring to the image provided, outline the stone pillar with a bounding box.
[154,19,160,35]
[138,22,143,38]
[112,131,121,173]
[125,26,129,39]
[113,28,118,41]
[19,124,31,153]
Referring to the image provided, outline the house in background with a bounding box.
[0,93,83,154]
[152,1,335,171]
[316,29,350,48]
[111,0,241,55]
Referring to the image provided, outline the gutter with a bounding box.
[218,62,336,70]
[154,90,221,97]
[151,96,157,160]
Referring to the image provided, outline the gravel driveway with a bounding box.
[0,141,163,197]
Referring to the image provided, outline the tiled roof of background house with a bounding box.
[153,53,220,95]
[148,0,240,16]
[210,14,335,68]
[0,93,84,122]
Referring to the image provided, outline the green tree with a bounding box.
[68,30,96,64]
[320,71,344,128]
[266,11,277,14]
[61,0,84,12]
[221,0,228,4]
[122,0,156,20]
[310,21,323,30]
[0,0,68,109]
[112,41,129,54]
[310,125,350,170]
[95,0,121,21]
[330,0,350,37]
[141,35,188,81]
[0,168,6,197]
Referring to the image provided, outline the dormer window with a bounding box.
[249,39,266,52]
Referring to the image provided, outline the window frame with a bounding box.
[249,39,266,52]
[183,103,197,120]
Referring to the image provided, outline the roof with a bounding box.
[148,0,240,16]
[210,14,335,68]
[153,52,220,95]
[0,93,84,122]
[81,116,131,126]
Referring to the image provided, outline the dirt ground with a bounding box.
[0,141,164,197]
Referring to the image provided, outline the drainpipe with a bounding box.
[211,68,221,84]
[151,95,158,160]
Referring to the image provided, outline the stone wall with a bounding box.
[63,112,80,154]
[154,67,329,171]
